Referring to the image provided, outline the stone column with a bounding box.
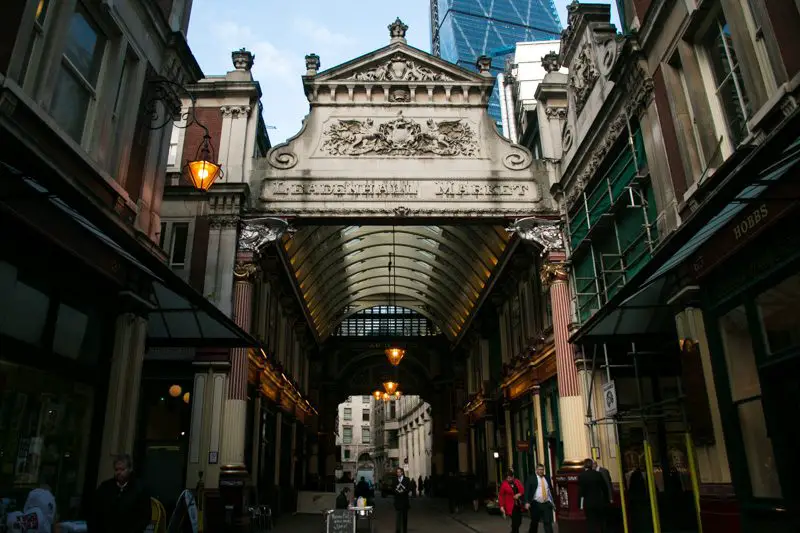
[470,426,477,474]
[456,389,469,474]
[186,362,229,491]
[542,259,590,463]
[220,259,258,475]
[97,309,148,482]
[274,412,283,485]
[532,386,546,466]
[485,419,498,484]
[289,421,298,487]
[504,404,514,469]
[431,395,446,475]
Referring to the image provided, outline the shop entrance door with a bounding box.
[761,355,800,528]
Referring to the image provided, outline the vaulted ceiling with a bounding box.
[282,224,510,341]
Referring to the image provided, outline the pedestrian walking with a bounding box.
[393,467,411,533]
[593,461,614,504]
[498,469,525,533]
[418,476,424,497]
[524,464,555,533]
[87,453,151,533]
[578,458,610,533]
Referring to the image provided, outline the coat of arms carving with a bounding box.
[347,54,454,82]
[321,113,478,157]
[569,44,599,114]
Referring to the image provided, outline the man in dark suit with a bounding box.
[393,467,410,533]
[578,458,610,533]
[592,460,614,504]
[524,463,555,533]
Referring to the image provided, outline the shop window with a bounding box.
[701,12,752,146]
[0,261,49,347]
[0,360,93,519]
[50,4,107,142]
[756,272,800,355]
[718,306,782,498]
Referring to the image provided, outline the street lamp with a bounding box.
[185,134,223,191]
[144,76,224,192]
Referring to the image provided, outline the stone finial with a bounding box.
[389,17,408,44]
[476,55,492,77]
[232,48,254,71]
[305,53,321,76]
[567,0,581,26]
[541,51,560,73]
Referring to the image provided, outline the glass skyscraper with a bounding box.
[431,0,562,125]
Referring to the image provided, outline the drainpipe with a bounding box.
[504,75,518,143]
[497,73,511,140]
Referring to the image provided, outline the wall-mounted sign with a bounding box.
[603,381,618,417]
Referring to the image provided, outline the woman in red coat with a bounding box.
[498,469,525,533]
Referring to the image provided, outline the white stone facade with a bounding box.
[336,395,375,476]
[396,395,432,480]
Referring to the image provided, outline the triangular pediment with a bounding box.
[311,43,487,85]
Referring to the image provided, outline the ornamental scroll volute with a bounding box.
[257,19,556,219]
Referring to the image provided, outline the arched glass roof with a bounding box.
[283,225,509,341]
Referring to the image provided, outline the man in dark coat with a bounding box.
[393,467,410,533]
[578,458,610,533]
[88,454,151,533]
[336,486,351,509]
[593,460,614,504]
[524,463,555,533]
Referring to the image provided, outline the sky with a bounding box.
[186,0,620,145]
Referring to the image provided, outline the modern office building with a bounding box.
[430,0,562,124]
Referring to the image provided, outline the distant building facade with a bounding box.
[336,395,374,478]
[396,395,433,481]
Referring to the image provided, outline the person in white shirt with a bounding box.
[5,487,57,533]
[524,464,554,533]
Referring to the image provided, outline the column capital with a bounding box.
[540,262,569,288]
[233,261,259,281]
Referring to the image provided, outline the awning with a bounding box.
[8,169,258,348]
[573,134,800,343]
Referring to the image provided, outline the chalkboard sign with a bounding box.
[327,509,354,533]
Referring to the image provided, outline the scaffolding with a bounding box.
[566,118,659,323]
[581,342,704,533]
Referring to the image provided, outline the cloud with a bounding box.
[291,17,358,50]
[211,21,298,83]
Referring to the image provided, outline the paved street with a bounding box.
[270,496,558,533]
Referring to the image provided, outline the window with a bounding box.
[167,223,189,268]
[362,395,371,404]
[50,4,106,142]
[755,273,800,355]
[19,0,52,88]
[362,409,370,422]
[343,448,351,460]
[362,427,371,444]
[702,13,751,145]
[343,426,353,444]
[718,306,782,498]
[343,407,352,421]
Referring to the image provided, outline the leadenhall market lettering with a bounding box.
[266,180,538,200]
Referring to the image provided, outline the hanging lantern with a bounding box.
[183,392,191,404]
[185,134,223,191]
[393,390,401,399]
[373,390,383,401]
[385,346,406,366]
[383,380,399,395]
[169,385,182,398]
[382,392,390,402]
